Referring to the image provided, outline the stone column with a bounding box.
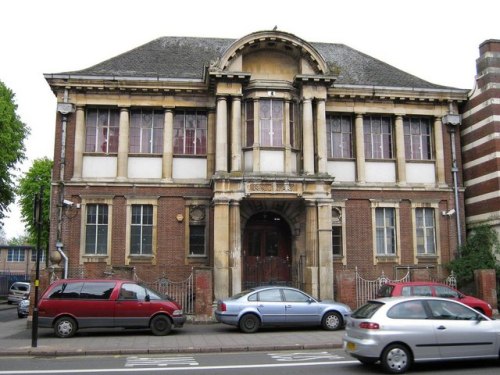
[162,108,174,181]
[230,96,242,172]
[73,106,85,179]
[433,117,446,186]
[316,99,327,174]
[395,115,406,185]
[355,113,365,183]
[215,96,228,173]
[117,107,129,180]
[229,200,242,296]
[207,109,216,177]
[317,199,334,299]
[284,100,292,173]
[302,99,314,174]
[213,198,230,300]
[305,200,319,297]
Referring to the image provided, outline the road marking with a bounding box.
[0,360,361,374]
[269,351,344,362]
[125,356,198,367]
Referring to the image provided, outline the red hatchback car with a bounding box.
[38,279,186,338]
[377,281,493,318]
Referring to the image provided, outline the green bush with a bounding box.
[447,225,500,288]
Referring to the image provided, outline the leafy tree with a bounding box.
[17,157,52,248]
[8,233,30,246]
[0,226,6,244]
[0,81,30,225]
[447,225,500,287]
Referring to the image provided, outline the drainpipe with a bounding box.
[55,91,75,278]
[442,109,462,251]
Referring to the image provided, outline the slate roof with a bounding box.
[59,36,459,90]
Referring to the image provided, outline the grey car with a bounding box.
[17,298,29,318]
[343,296,500,374]
[214,286,352,333]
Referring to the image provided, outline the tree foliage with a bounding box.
[17,157,53,248]
[447,225,500,286]
[0,81,30,224]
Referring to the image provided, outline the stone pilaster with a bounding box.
[355,113,365,183]
[117,107,129,180]
[434,117,446,186]
[317,200,334,299]
[302,99,314,174]
[216,96,228,173]
[162,108,174,181]
[213,198,230,300]
[316,99,327,174]
[305,200,319,297]
[230,97,242,172]
[229,200,242,296]
[395,115,406,185]
[73,106,85,179]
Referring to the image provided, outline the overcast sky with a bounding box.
[1,0,499,240]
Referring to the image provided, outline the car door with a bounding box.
[282,289,320,325]
[114,283,152,328]
[256,288,286,325]
[426,300,498,359]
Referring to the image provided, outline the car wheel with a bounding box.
[322,311,342,330]
[54,316,77,338]
[381,343,412,374]
[239,314,260,333]
[150,315,172,336]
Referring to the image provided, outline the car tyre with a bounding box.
[322,311,342,330]
[239,314,260,333]
[381,343,412,374]
[54,316,77,338]
[150,315,172,336]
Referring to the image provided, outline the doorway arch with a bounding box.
[242,211,292,289]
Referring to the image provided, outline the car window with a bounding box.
[388,301,427,319]
[434,286,459,298]
[412,286,432,296]
[283,289,309,302]
[11,283,29,292]
[377,284,394,297]
[48,282,84,299]
[258,289,282,302]
[120,283,147,301]
[427,300,478,320]
[80,282,115,299]
[352,301,383,318]
[144,286,164,300]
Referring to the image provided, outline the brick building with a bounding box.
[44,30,469,303]
[461,39,500,241]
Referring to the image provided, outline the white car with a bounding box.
[7,281,30,304]
[344,296,500,374]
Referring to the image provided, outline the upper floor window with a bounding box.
[173,110,207,155]
[130,204,153,255]
[404,117,432,160]
[245,101,254,147]
[327,114,353,158]
[415,208,436,255]
[7,248,25,262]
[130,109,164,154]
[260,99,283,147]
[85,108,120,153]
[364,115,393,159]
[31,249,46,263]
[85,204,108,255]
[375,207,396,255]
[289,102,297,148]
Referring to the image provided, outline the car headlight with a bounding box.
[173,309,183,316]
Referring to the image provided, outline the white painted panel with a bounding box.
[328,161,356,182]
[128,157,162,179]
[406,163,436,184]
[260,150,284,172]
[82,156,117,178]
[365,161,396,183]
[244,151,253,172]
[173,158,207,179]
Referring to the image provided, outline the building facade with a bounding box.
[461,39,500,240]
[45,30,468,302]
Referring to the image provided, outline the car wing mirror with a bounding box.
[145,295,151,302]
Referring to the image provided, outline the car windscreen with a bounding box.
[351,301,384,319]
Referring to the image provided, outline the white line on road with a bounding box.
[0,360,360,374]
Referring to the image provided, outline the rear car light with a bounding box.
[218,302,226,312]
[359,322,380,329]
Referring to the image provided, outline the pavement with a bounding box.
[0,302,344,357]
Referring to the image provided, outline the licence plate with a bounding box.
[346,342,356,351]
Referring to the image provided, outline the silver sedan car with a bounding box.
[214,286,352,333]
[343,296,500,374]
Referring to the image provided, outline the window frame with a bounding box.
[129,109,164,154]
[326,114,353,159]
[363,115,394,159]
[84,203,109,256]
[186,203,209,259]
[173,110,207,156]
[403,116,433,160]
[85,108,120,154]
[415,207,437,255]
[371,201,401,264]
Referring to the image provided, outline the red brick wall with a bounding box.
[474,269,498,311]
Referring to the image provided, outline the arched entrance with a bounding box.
[242,212,292,289]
